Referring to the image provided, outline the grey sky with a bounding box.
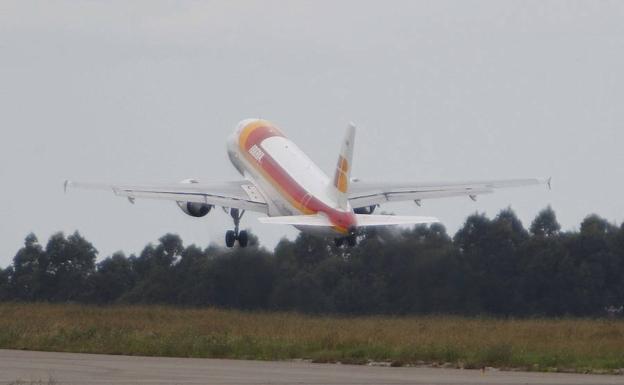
[1,1,623,266]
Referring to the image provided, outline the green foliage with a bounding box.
[530,206,561,237]
[43,232,97,302]
[10,233,45,301]
[1,207,624,317]
[0,266,11,301]
[91,252,135,304]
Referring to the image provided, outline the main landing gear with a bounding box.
[225,208,248,248]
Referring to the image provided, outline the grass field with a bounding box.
[0,303,623,374]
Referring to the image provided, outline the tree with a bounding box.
[11,233,46,301]
[91,252,135,303]
[454,209,529,315]
[44,232,97,302]
[123,234,183,303]
[518,211,566,315]
[530,206,561,237]
[0,266,11,301]
[569,215,620,315]
[1,207,622,317]
[209,248,274,309]
[388,224,461,314]
[173,244,213,305]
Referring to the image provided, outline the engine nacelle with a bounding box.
[354,205,376,215]
[176,179,213,217]
[177,201,213,217]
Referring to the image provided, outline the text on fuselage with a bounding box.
[249,144,265,162]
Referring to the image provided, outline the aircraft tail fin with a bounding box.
[332,122,356,210]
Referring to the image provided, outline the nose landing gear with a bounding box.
[225,208,248,248]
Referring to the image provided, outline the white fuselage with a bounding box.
[226,119,355,235]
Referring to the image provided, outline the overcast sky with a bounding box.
[1,1,623,265]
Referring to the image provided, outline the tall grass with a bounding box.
[1,303,623,373]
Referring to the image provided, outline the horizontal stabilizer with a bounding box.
[355,214,439,227]
[258,214,439,227]
[258,214,332,226]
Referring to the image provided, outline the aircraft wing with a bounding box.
[348,178,551,209]
[64,180,268,213]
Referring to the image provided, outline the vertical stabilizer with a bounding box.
[332,122,356,209]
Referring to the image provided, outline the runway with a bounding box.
[1,349,622,385]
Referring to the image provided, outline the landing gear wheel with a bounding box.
[346,234,357,247]
[225,230,236,248]
[224,208,247,248]
[334,238,344,247]
[238,230,249,248]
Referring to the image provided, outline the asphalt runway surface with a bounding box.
[1,349,623,385]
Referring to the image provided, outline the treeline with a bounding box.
[1,207,623,317]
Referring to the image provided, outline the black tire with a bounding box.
[238,230,248,248]
[346,234,357,247]
[225,230,236,248]
[334,238,344,247]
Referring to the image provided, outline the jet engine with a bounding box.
[353,205,376,215]
[177,201,213,217]
[176,179,213,217]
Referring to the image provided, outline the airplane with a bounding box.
[65,119,550,248]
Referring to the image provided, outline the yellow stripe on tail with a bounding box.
[332,123,356,209]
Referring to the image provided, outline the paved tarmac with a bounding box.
[1,349,623,385]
